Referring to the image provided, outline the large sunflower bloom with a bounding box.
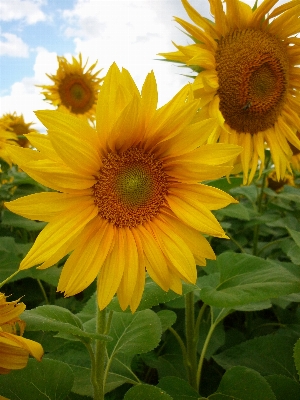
[0,112,35,148]
[39,53,103,123]
[5,63,241,312]
[0,293,43,374]
[159,0,300,184]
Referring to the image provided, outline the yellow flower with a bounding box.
[290,131,300,171]
[0,130,18,165]
[0,112,35,148]
[5,63,241,312]
[39,53,104,123]
[159,0,300,184]
[0,293,43,374]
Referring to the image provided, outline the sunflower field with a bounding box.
[1,0,300,399]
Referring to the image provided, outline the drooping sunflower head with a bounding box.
[159,0,300,184]
[5,63,242,312]
[0,112,35,148]
[266,169,294,192]
[39,53,104,122]
[0,293,43,374]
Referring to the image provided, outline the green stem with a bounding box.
[194,303,207,341]
[168,326,188,373]
[185,291,198,390]
[93,305,107,400]
[37,279,49,305]
[0,270,19,289]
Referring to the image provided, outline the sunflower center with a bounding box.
[93,148,169,228]
[215,29,289,134]
[58,75,95,114]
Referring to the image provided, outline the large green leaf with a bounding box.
[199,252,300,308]
[214,334,298,379]
[293,337,300,379]
[22,305,110,341]
[124,384,173,399]
[107,309,162,356]
[157,377,199,400]
[265,375,300,400]
[2,209,46,231]
[216,366,276,400]
[0,358,74,400]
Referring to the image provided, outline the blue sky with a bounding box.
[0,0,261,132]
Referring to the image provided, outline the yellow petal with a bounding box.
[117,228,139,311]
[136,224,170,291]
[58,218,114,296]
[5,192,86,222]
[20,200,98,270]
[97,228,125,310]
[167,194,227,237]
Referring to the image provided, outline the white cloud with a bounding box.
[0,0,46,24]
[62,0,193,106]
[0,48,58,132]
[0,33,29,57]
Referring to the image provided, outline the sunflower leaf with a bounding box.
[124,384,173,399]
[22,305,111,341]
[199,252,300,308]
[0,358,74,400]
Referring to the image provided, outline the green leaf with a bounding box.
[287,228,300,248]
[107,309,162,356]
[215,203,254,221]
[214,334,298,379]
[265,375,300,400]
[217,366,276,400]
[0,358,74,400]
[124,384,173,399]
[157,377,199,399]
[157,310,177,333]
[108,277,196,312]
[2,209,46,231]
[293,337,300,379]
[199,252,300,308]
[22,305,111,341]
[106,353,139,393]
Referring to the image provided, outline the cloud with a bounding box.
[62,0,191,106]
[0,33,29,57]
[0,0,46,24]
[0,48,58,132]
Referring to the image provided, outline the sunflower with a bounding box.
[0,293,43,374]
[0,129,18,165]
[0,112,35,148]
[266,169,294,192]
[5,63,241,312]
[159,0,300,184]
[289,131,300,171]
[39,53,104,123]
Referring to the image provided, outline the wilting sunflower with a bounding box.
[266,169,294,192]
[6,63,241,312]
[0,112,35,148]
[0,293,43,374]
[159,0,300,184]
[39,53,103,122]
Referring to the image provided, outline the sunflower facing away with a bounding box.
[6,63,241,312]
[0,112,35,148]
[159,0,300,184]
[0,293,43,374]
[39,53,104,122]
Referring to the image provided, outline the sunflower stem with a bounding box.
[92,303,107,400]
[0,270,19,289]
[185,291,198,391]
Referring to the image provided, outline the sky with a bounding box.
[0,0,271,132]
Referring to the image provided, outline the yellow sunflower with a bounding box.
[290,131,300,171]
[39,53,104,122]
[0,130,18,165]
[0,293,43,374]
[159,0,300,184]
[5,63,241,312]
[0,112,35,148]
